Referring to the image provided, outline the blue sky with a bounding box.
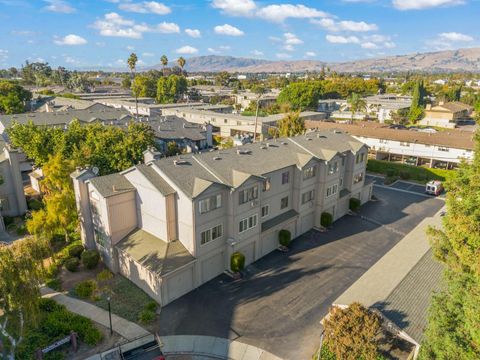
[0,0,478,69]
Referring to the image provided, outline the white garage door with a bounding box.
[201,252,225,283]
[300,212,314,234]
[261,231,278,257]
[167,267,194,303]
[238,243,255,265]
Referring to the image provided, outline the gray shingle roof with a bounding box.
[116,228,195,276]
[135,164,175,196]
[151,116,206,142]
[88,173,135,198]
[151,130,366,198]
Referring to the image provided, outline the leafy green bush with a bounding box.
[46,278,62,291]
[3,216,14,227]
[145,301,158,312]
[57,92,80,99]
[230,252,245,273]
[278,229,292,247]
[16,225,27,235]
[81,249,100,269]
[75,280,97,299]
[28,198,43,210]
[349,198,361,212]
[65,257,80,272]
[399,170,410,180]
[138,309,155,324]
[367,159,455,183]
[321,212,333,227]
[38,89,55,95]
[68,244,84,259]
[97,269,113,282]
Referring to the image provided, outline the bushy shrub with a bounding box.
[321,212,333,227]
[68,244,84,259]
[3,216,14,227]
[27,199,43,211]
[278,229,292,247]
[75,280,97,299]
[65,257,80,272]
[349,198,361,212]
[39,298,64,313]
[97,269,113,282]
[46,278,62,291]
[230,252,245,273]
[145,301,158,312]
[138,309,156,324]
[399,170,410,180]
[81,249,100,269]
[16,225,27,236]
[385,169,396,177]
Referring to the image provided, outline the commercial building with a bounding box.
[72,130,372,306]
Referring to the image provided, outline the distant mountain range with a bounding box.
[153,48,480,73]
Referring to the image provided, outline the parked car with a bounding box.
[389,124,406,130]
[418,127,437,133]
[408,126,419,131]
[426,180,443,196]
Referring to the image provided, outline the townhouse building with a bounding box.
[72,130,372,306]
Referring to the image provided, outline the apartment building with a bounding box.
[72,130,372,306]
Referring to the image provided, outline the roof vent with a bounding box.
[237,149,252,155]
[281,141,288,145]
[317,134,327,138]
[333,130,342,134]
[306,138,313,141]
[213,156,222,160]
[260,146,267,150]
[174,159,190,166]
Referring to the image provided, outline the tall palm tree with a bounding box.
[177,57,186,71]
[127,53,139,119]
[160,55,168,75]
[347,92,367,122]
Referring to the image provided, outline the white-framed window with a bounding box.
[328,161,338,174]
[302,190,315,204]
[326,184,338,198]
[354,172,364,184]
[239,214,257,233]
[356,152,366,163]
[438,147,450,152]
[261,205,269,218]
[199,194,222,214]
[282,171,290,184]
[239,186,258,204]
[303,166,316,180]
[263,177,271,192]
[280,196,289,209]
[201,224,223,245]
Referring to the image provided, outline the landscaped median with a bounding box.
[366,159,456,184]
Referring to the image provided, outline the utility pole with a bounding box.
[253,94,262,142]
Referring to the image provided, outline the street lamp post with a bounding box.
[107,296,113,336]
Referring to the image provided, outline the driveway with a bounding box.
[158,187,444,360]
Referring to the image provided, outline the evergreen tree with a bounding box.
[408,81,425,123]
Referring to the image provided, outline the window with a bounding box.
[379,139,388,144]
[326,184,338,198]
[263,177,271,192]
[0,198,9,211]
[356,152,366,164]
[303,166,316,180]
[239,214,257,233]
[354,172,364,184]
[400,142,410,147]
[280,196,289,209]
[239,186,258,204]
[438,147,450,152]
[224,119,228,124]
[261,205,270,218]
[199,194,222,214]
[201,224,223,245]
[328,161,338,175]
[94,229,108,248]
[302,190,315,204]
[282,171,290,184]
[339,178,344,187]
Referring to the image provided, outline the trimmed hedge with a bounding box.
[75,280,97,299]
[81,249,100,269]
[349,198,361,212]
[230,252,245,273]
[65,257,80,272]
[321,212,333,227]
[138,309,155,324]
[68,244,84,259]
[279,229,292,247]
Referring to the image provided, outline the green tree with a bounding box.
[277,81,323,111]
[127,53,139,118]
[165,141,180,156]
[121,74,132,89]
[347,92,367,121]
[323,303,382,360]
[131,75,157,98]
[66,72,92,92]
[160,55,168,69]
[177,56,186,71]
[156,75,188,103]
[0,80,32,114]
[278,111,305,137]
[0,237,48,358]
[420,132,480,359]
[409,81,425,123]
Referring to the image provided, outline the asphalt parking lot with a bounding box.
[389,180,428,195]
[158,187,444,360]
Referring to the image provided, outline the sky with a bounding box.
[0,0,479,69]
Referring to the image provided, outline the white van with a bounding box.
[426,180,443,196]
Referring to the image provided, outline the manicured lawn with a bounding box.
[367,159,456,183]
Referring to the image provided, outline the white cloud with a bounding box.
[326,35,360,44]
[392,0,464,10]
[312,18,378,32]
[185,28,201,38]
[438,32,473,42]
[176,45,198,54]
[208,45,231,54]
[257,4,329,22]
[119,1,171,15]
[305,51,316,57]
[142,52,155,57]
[211,0,256,16]
[126,45,135,51]
[43,0,75,13]
[214,24,244,36]
[276,53,292,59]
[92,13,179,39]
[251,50,264,56]
[54,34,87,45]
[361,42,378,49]
[284,32,303,45]
[63,56,78,64]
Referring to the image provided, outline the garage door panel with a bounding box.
[167,268,194,303]
[300,213,314,234]
[261,232,277,257]
[202,252,225,283]
[238,243,255,265]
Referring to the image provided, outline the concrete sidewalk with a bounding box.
[41,287,150,340]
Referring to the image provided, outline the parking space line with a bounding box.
[373,184,444,200]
